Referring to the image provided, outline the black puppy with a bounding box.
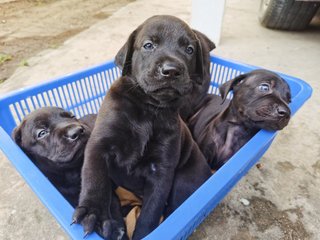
[115,17,215,120]
[12,107,96,207]
[73,15,213,240]
[188,69,291,170]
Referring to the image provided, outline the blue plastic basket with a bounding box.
[0,55,312,240]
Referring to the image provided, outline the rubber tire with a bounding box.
[259,0,320,30]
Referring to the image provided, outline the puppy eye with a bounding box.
[185,45,194,55]
[37,129,49,139]
[143,42,154,50]
[60,111,76,119]
[258,83,270,92]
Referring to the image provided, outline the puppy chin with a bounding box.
[151,91,185,107]
[52,151,84,169]
[139,78,192,107]
[251,118,290,131]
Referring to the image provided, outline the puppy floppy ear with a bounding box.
[193,30,216,84]
[115,29,139,76]
[12,122,24,146]
[219,73,248,103]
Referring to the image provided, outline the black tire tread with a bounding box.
[260,0,320,30]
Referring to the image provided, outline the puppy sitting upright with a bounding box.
[73,15,213,240]
[12,107,96,207]
[188,69,291,170]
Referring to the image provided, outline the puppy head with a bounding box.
[115,15,215,107]
[219,69,291,131]
[12,107,91,169]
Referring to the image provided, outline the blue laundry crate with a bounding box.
[0,55,312,239]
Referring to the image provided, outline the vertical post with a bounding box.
[191,0,226,45]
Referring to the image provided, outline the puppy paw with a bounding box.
[98,220,128,240]
[72,206,127,240]
[72,206,98,236]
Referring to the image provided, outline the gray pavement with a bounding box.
[1,0,319,239]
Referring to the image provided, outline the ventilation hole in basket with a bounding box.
[99,73,107,95]
[93,98,100,113]
[207,85,213,94]
[71,82,86,116]
[211,63,217,81]
[78,85,89,113]
[98,96,103,106]
[14,102,24,122]
[219,65,225,86]
[96,72,106,95]
[42,92,52,107]
[75,80,88,114]
[110,68,118,83]
[91,75,99,97]
[66,83,77,107]
[115,67,121,78]
[37,94,46,107]
[221,66,229,84]
[71,82,80,103]
[85,77,93,99]
[226,68,233,84]
[52,88,63,108]
[62,85,72,109]
[112,67,118,81]
[92,74,100,96]
[101,71,109,92]
[9,104,20,125]
[81,78,90,100]
[56,87,64,108]
[75,80,83,101]
[85,77,94,99]
[219,65,226,85]
[91,99,98,113]
[215,65,221,86]
[85,102,93,114]
[209,62,213,76]
[19,100,28,115]
[67,84,76,106]
[47,90,57,106]
[105,70,112,89]
[25,97,35,112]
[19,100,29,115]
[211,86,218,95]
[213,64,221,95]
[32,96,41,109]
[108,69,115,87]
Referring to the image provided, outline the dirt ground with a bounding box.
[0,0,134,83]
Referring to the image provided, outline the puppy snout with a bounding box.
[160,62,182,78]
[276,105,290,118]
[65,125,84,141]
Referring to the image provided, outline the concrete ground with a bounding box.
[1,0,319,239]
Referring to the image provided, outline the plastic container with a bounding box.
[0,55,312,239]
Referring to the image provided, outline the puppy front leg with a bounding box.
[72,144,126,240]
[132,170,175,240]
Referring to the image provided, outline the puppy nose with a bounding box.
[160,63,181,78]
[276,105,290,117]
[65,126,84,141]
